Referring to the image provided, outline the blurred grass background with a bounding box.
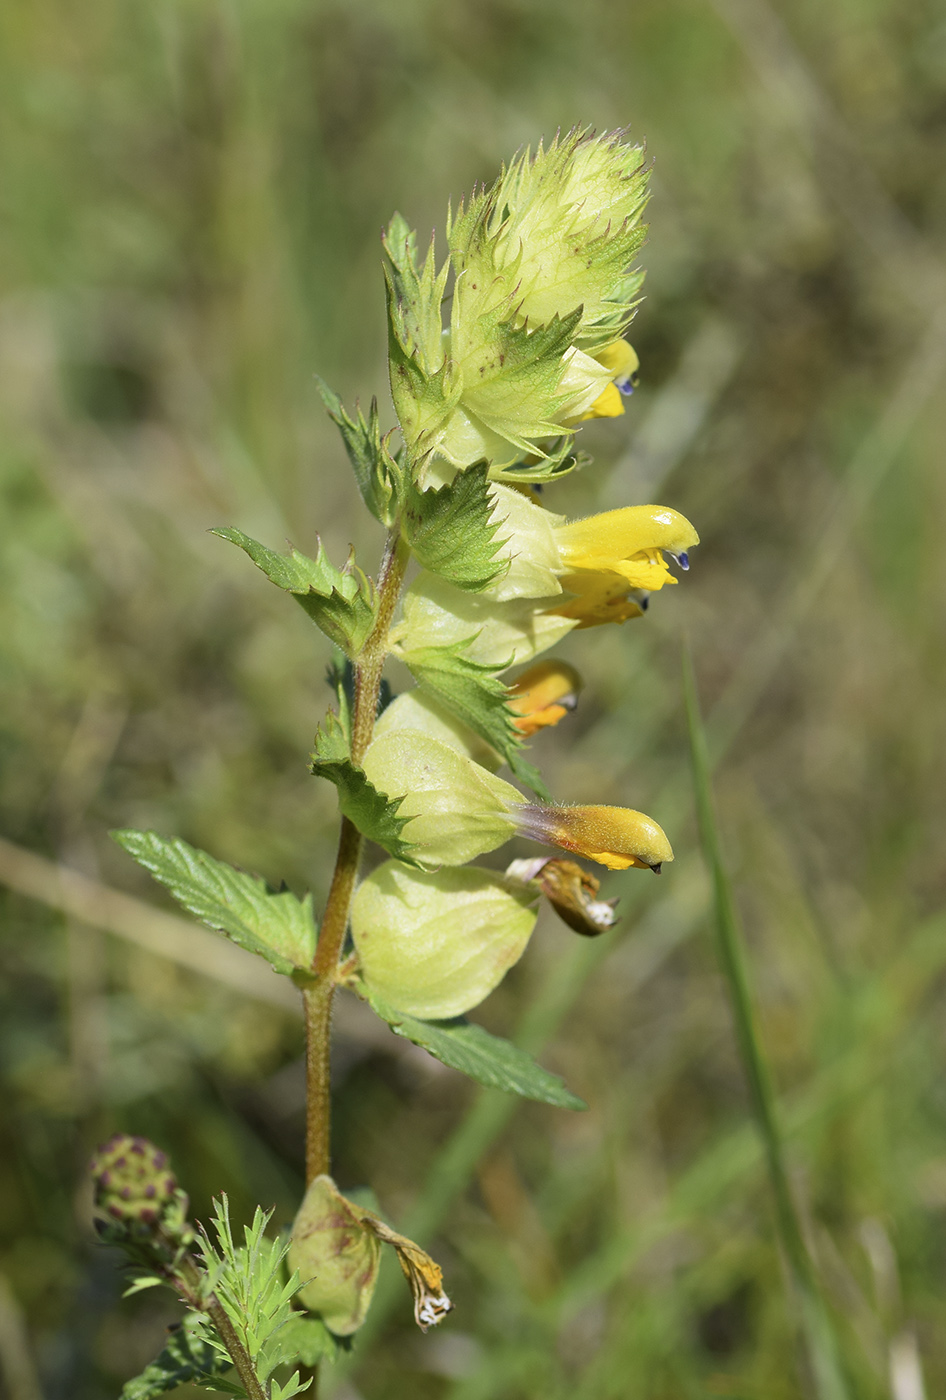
[2,0,946,1396]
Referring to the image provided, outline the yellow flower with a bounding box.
[507,659,583,735]
[570,339,640,423]
[551,572,648,628]
[516,803,673,872]
[555,504,698,588]
[396,492,699,663]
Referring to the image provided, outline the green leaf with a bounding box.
[212,528,377,659]
[383,214,450,374]
[270,1376,312,1400]
[315,377,400,526]
[366,989,585,1110]
[402,641,550,800]
[325,656,354,746]
[120,1312,231,1399]
[492,440,588,486]
[459,306,584,452]
[383,214,462,462]
[401,462,508,592]
[310,714,418,862]
[197,1199,312,1388]
[112,830,317,975]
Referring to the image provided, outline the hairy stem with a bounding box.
[304,529,409,1184]
[304,817,361,1183]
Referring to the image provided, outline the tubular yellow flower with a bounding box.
[515,803,673,872]
[555,504,699,591]
[507,659,583,735]
[397,494,698,663]
[570,339,640,423]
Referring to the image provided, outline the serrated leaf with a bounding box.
[212,528,377,659]
[310,713,418,862]
[383,215,462,462]
[112,830,317,975]
[366,989,585,1110]
[401,462,508,592]
[492,440,587,486]
[121,1313,232,1400]
[459,307,585,451]
[383,214,448,371]
[402,641,551,800]
[315,377,400,526]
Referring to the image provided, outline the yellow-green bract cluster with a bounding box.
[385,128,649,478]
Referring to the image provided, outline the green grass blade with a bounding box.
[682,639,851,1400]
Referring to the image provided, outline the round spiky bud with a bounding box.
[90,1134,179,1227]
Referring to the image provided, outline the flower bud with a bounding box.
[506,856,618,935]
[508,660,582,736]
[289,1175,382,1335]
[352,861,537,1018]
[362,730,519,867]
[515,803,673,872]
[90,1134,181,1229]
[567,340,640,424]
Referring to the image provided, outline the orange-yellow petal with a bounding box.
[508,660,583,735]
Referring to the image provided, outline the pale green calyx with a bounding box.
[397,571,577,670]
[392,481,576,668]
[352,861,537,1018]
[374,688,502,770]
[361,730,520,867]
